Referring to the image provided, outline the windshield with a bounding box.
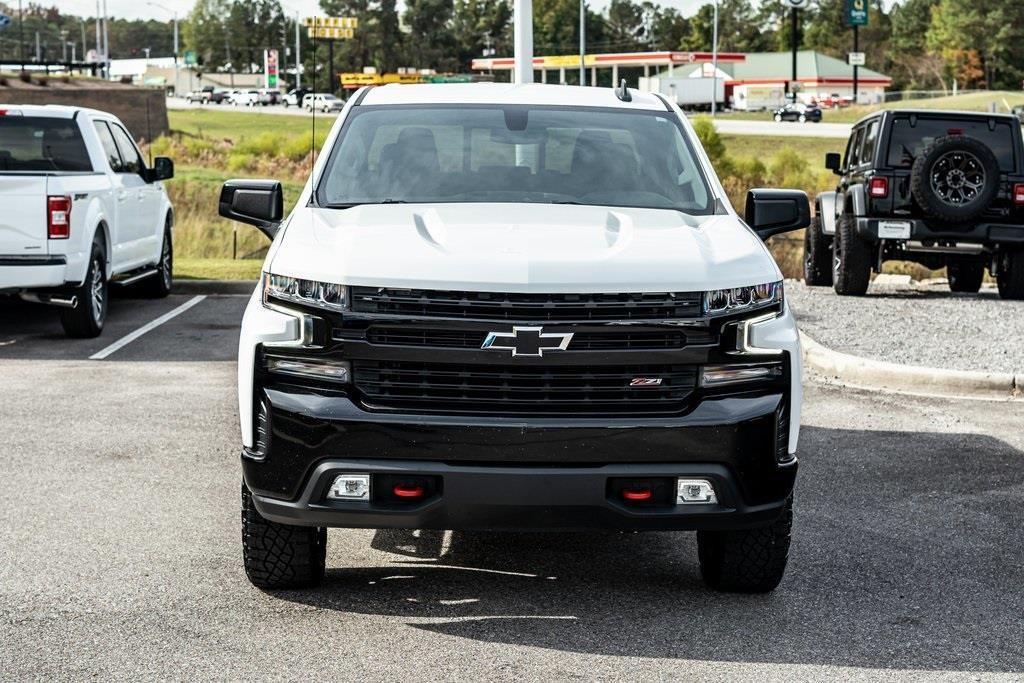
[0,116,91,172]
[316,105,713,213]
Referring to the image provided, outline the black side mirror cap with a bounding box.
[745,188,811,241]
[825,152,842,175]
[144,156,174,182]
[219,179,283,239]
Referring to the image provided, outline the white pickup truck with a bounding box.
[0,105,175,337]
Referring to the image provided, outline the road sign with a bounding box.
[848,52,866,66]
[783,0,809,8]
[846,0,868,26]
[184,50,197,66]
[305,16,358,29]
[308,27,355,40]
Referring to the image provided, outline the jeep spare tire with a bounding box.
[910,135,999,223]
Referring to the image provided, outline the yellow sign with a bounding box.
[307,27,355,39]
[539,55,596,68]
[340,72,423,87]
[305,16,358,28]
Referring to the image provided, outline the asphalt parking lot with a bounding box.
[2,290,1023,679]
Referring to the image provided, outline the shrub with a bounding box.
[18,71,30,83]
[690,115,727,168]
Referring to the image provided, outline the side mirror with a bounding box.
[144,156,174,183]
[745,188,811,241]
[219,179,283,239]
[825,152,842,175]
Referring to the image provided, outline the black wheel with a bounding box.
[997,249,1024,300]
[698,496,793,593]
[947,259,984,294]
[242,483,326,589]
[803,216,833,286]
[60,236,108,338]
[832,213,872,296]
[138,219,173,298]
[911,135,999,224]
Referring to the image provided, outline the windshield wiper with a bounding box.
[321,199,407,209]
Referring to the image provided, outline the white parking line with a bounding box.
[89,295,207,360]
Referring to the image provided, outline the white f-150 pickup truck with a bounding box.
[0,105,175,337]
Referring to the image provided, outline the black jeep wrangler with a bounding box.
[804,110,1024,298]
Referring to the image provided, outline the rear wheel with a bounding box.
[697,496,793,593]
[832,213,872,296]
[59,236,108,338]
[997,250,1024,300]
[947,259,984,294]
[803,216,833,286]
[774,114,782,122]
[242,483,326,589]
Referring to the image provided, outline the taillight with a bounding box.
[47,196,72,239]
[868,176,889,199]
[1013,183,1024,205]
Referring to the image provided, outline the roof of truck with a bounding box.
[0,104,115,119]
[359,82,670,111]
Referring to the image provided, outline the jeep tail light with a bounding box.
[868,176,889,199]
[47,196,72,239]
[1013,184,1024,205]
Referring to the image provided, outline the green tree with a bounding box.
[682,0,774,53]
[403,0,457,70]
[451,0,512,69]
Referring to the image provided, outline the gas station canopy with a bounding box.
[471,51,746,84]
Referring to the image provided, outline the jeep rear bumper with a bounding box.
[856,218,1024,246]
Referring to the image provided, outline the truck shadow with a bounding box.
[275,425,1024,672]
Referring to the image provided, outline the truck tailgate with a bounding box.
[0,176,48,255]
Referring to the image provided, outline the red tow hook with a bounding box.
[622,488,653,501]
[393,484,426,499]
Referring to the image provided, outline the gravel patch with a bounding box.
[786,278,1024,373]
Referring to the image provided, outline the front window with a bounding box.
[316,105,714,213]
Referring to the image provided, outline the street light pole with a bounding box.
[513,0,533,84]
[295,12,301,90]
[710,0,718,116]
[147,3,179,91]
[578,0,585,86]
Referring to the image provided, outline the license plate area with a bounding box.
[878,220,912,239]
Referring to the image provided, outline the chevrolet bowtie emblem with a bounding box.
[481,326,574,357]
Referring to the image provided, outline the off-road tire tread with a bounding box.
[242,484,326,589]
[697,496,793,593]
[832,213,872,295]
[803,215,833,286]
[997,250,1024,300]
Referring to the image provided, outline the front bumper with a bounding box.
[856,217,1024,245]
[251,457,795,532]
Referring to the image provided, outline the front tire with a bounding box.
[60,236,108,338]
[803,216,833,286]
[697,496,793,593]
[832,213,872,296]
[774,114,782,122]
[947,259,984,294]
[242,484,326,589]
[997,249,1024,300]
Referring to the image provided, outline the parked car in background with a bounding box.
[773,102,823,123]
[186,86,228,105]
[233,90,263,107]
[259,89,281,106]
[283,87,311,108]
[302,93,344,113]
[819,93,852,109]
[0,105,175,337]
[805,109,1024,298]
[219,82,810,593]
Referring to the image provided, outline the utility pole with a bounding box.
[710,0,719,115]
[34,31,39,62]
[102,0,110,78]
[513,0,533,84]
[853,24,859,103]
[789,7,797,101]
[17,0,24,71]
[294,12,301,89]
[578,0,585,86]
[61,30,69,63]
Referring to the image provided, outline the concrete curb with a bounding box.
[173,279,257,296]
[800,331,1020,401]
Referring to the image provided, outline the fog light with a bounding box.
[700,363,782,387]
[266,357,350,383]
[328,474,370,500]
[677,478,717,504]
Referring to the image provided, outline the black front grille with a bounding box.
[353,360,698,416]
[359,326,715,350]
[351,287,703,321]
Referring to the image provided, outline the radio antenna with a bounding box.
[309,16,318,208]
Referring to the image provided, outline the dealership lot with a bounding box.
[1,293,1023,678]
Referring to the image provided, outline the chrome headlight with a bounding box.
[704,281,782,315]
[263,273,348,312]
